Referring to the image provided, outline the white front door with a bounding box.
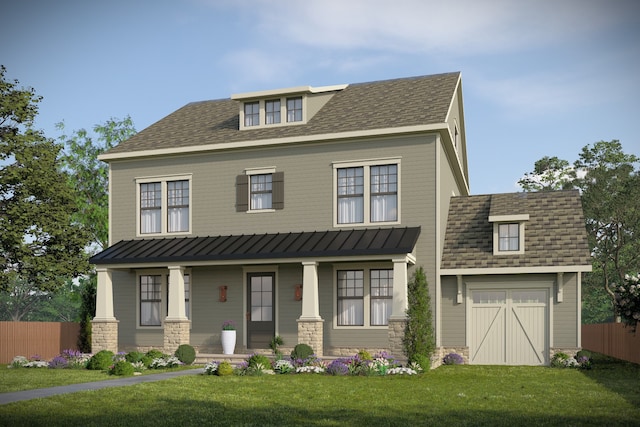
[470,289,548,365]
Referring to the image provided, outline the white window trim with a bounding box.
[492,222,526,255]
[238,96,308,130]
[135,174,192,237]
[332,263,393,330]
[332,157,401,227]
[245,167,276,213]
[135,268,192,329]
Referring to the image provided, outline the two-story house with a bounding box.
[90,72,591,365]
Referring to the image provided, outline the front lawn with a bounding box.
[1,358,639,426]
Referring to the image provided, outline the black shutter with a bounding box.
[272,171,284,210]
[236,174,248,212]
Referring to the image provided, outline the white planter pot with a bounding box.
[221,330,236,354]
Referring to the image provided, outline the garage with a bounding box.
[469,288,549,365]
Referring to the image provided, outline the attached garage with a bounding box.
[468,287,549,365]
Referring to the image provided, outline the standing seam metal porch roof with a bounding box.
[90,227,421,265]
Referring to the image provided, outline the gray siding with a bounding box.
[440,275,465,346]
[553,272,579,347]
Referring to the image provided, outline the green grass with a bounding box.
[1,359,639,426]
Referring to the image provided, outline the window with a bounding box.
[250,174,273,210]
[337,167,364,223]
[287,97,302,122]
[236,170,284,212]
[334,159,400,225]
[337,270,364,326]
[370,269,393,326]
[498,223,519,251]
[167,180,189,232]
[137,176,191,236]
[244,102,259,127]
[265,99,281,124]
[140,275,162,326]
[140,183,161,234]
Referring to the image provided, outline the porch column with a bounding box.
[388,257,409,359]
[297,261,324,356]
[92,267,119,353]
[164,265,190,354]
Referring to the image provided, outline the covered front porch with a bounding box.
[89,228,420,358]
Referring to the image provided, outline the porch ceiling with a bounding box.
[90,227,421,265]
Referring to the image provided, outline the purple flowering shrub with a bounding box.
[48,356,69,369]
[326,359,350,376]
[442,353,464,365]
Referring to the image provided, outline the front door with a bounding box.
[247,273,275,348]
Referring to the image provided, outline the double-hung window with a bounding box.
[244,102,259,127]
[286,97,302,122]
[137,175,191,235]
[336,267,394,327]
[265,99,281,124]
[250,174,273,210]
[334,159,400,226]
[140,275,162,326]
[236,168,284,212]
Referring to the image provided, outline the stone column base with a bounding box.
[297,318,324,357]
[163,319,191,354]
[388,318,406,361]
[91,319,119,354]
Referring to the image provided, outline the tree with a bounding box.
[519,140,640,322]
[0,65,91,296]
[57,116,136,252]
[403,266,435,368]
[518,156,576,191]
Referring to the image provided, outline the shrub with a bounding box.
[48,356,69,369]
[326,360,350,376]
[576,349,592,359]
[175,344,196,365]
[247,353,271,369]
[269,335,284,356]
[149,356,182,369]
[551,352,571,368]
[204,361,219,375]
[412,354,431,371]
[291,343,314,361]
[145,349,166,360]
[273,359,294,374]
[217,361,233,376]
[87,350,115,370]
[357,350,372,361]
[403,267,435,365]
[110,360,135,376]
[125,351,145,364]
[442,353,464,365]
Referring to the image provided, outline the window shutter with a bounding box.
[236,174,248,212]
[272,171,284,210]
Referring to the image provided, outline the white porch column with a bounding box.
[300,261,321,320]
[94,267,115,321]
[390,257,409,320]
[166,265,187,320]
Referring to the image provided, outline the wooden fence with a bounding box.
[0,321,80,364]
[582,322,640,365]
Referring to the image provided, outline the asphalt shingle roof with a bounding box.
[105,72,460,155]
[441,190,591,270]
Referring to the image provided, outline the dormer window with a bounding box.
[287,97,302,122]
[265,99,281,124]
[244,102,259,127]
[489,214,528,255]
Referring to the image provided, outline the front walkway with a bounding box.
[0,368,203,405]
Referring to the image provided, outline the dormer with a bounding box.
[488,193,530,255]
[231,84,347,130]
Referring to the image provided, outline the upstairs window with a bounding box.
[244,102,259,127]
[250,174,273,210]
[498,223,520,251]
[265,99,281,124]
[137,175,192,236]
[287,97,303,122]
[334,159,400,226]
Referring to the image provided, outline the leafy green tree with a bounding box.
[77,275,97,352]
[519,140,639,322]
[403,266,435,367]
[57,116,136,252]
[0,65,90,296]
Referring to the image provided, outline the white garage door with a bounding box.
[470,289,548,365]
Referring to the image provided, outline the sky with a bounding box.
[2,0,639,195]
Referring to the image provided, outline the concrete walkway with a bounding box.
[0,368,204,405]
